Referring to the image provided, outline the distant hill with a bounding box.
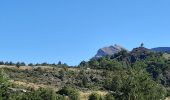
[151,47,170,53]
[94,44,127,59]
[93,45,170,59]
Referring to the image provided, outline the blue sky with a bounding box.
[0,0,170,65]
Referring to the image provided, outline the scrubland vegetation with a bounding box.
[0,47,170,100]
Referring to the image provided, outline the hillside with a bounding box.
[152,47,170,53]
[0,65,109,100]
[0,46,170,100]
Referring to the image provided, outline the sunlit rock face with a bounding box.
[94,44,127,59]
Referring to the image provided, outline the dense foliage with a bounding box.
[105,69,166,100]
[79,47,170,99]
[58,86,80,100]
[88,93,102,100]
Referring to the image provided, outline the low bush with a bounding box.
[58,86,79,100]
[88,93,102,100]
[105,93,115,100]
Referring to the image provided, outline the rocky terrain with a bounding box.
[94,44,127,59]
[94,44,170,60]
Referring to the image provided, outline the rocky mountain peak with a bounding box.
[94,44,127,59]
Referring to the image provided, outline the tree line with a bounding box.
[0,61,70,68]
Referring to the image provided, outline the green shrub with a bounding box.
[58,69,65,80]
[166,88,170,96]
[88,93,101,100]
[0,69,9,84]
[105,94,115,100]
[105,69,167,100]
[9,88,65,100]
[58,87,79,100]
[0,69,10,100]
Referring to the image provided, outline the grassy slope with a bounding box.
[1,65,108,100]
[1,65,170,100]
[11,80,107,100]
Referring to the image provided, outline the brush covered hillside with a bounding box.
[152,47,170,53]
[0,46,170,100]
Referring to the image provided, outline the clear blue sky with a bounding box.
[0,0,170,65]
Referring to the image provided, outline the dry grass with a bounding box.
[0,65,33,70]
[166,97,170,100]
[163,53,170,59]
[11,80,108,100]
[11,80,59,91]
[79,91,108,100]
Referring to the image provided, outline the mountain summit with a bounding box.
[94,44,127,59]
